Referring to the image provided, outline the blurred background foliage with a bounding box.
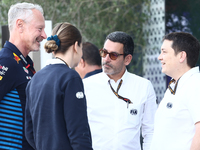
[0,0,150,75]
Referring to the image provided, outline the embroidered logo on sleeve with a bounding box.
[0,76,3,80]
[76,92,84,99]
[13,53,21,64]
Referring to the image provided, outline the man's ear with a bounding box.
[80,58,86,68]
[179,51,187,63]
[124,54,132,66]
[16,19,24,33]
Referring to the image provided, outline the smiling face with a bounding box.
[22,9,46,52]
[158,40,181,78]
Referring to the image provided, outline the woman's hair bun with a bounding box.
[44,40,58,53]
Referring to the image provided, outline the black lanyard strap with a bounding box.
[108,79,132,108]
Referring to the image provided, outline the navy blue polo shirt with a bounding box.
[0,41,35,150]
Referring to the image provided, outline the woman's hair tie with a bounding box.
[47,35,60,47]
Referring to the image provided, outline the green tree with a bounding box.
[0,0,149,75]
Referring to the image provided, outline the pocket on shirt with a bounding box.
[123,104,142,128]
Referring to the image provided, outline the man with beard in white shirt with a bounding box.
[83,31,157,150]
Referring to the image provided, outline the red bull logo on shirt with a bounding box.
[13,53,21,64]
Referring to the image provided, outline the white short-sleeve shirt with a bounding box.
[150,67,200,150]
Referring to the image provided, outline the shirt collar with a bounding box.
[106,69,128,84]
[176,66,199,89]
[46,58,70,68]
[84,69,102,79]
[4,41,33,66]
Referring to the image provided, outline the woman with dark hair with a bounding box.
[25,22,93,150]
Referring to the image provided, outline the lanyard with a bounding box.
[21,61,36,75]
[56,57,69,67]
[108,79,132,108]
[19,54,36,75]
[168,78,180,95]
